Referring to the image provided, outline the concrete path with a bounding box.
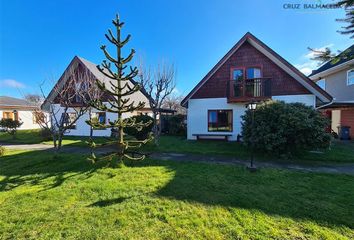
[150,153,354,175]
[1,143,112,154]
[2,143,354,175]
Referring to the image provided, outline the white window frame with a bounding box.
[316,78,326,90]
[347,69,354,86]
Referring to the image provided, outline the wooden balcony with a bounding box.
[227,78,272,103]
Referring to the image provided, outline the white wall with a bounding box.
[0,109,43,130]
[316,67,354,101]
[187,94,316,141]
[272,94,316,107]
[52,104,144,137]
[187,98,246,141]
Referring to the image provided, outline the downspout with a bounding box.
[316,97,336,110]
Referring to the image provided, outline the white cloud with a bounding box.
[294,43,334,76]
[0,79,26,89]
[172,87,180,95]
[294,61,318,75]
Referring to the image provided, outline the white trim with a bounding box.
[309,59,354,80]
[347,68,354,86]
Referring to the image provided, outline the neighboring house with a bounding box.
[181,32,332,141]
[0,96,42,129]
[309,44,354,138]
[42,56,154,137]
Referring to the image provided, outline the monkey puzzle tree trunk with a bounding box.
[86,14,152,166]
[152,110,159,146]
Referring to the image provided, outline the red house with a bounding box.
[181,33,332,140]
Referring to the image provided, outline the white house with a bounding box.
[42,56,153,137]
[181,32,332,141]
[0,96,42,130]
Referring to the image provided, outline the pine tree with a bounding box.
[86,14,151,166]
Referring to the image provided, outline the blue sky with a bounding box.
[0,0,352,98]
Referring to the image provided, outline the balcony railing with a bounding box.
[227,77,271,102]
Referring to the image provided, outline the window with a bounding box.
[62,112,77,129]
[2,111,18,120]
[90,112,106,129]
[208,110,233,132]
[316,79,326,90]
[33,112,46,124]
[2,112,12,119]
[91,112,106,124]
[348,69,354,86]
[232,69,244,81]
[246,67,261,79]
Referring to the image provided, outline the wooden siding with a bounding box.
[341,109,354,138]
[191,42,311,99]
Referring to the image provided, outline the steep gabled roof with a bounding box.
[42,56,153,110]
[181,32,332,107]
[309,44,354,79]
[0,96,37,109]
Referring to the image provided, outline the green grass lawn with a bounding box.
[1,130,354,164]
[0,129,114,147]
[0,149,353,239]
[0,129,44,144]
[142,136,354,164]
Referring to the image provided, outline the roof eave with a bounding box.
[309,59,354,80]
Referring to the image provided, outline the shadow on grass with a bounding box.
[128,159,354,230]
[1,149,354,230]
[89,196,130,207]
[0,149,102,191]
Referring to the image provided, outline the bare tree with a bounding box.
[38,65,100,153]
[162,94,186,115]
[24,94,44,106]
[139,61,176,145]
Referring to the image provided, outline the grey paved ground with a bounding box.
[2,143,354,175]
[150,152,354,175]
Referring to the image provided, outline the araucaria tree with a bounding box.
[86,15,151,166]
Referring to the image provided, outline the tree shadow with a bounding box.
[127,159,354,230]
[0,149,103,191]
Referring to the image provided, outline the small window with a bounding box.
[2,111,18,120]
[62,112,77,129]
[90,112,106,129]
[2,112,12,119]
[316,79,326,90]
[232,69,244,82]
[33,112,46,124]
[91,112,106,124]
[208,110,233,132]
[247,67,261,79]
[348,69,354,86]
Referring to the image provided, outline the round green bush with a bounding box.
[241,101,331,157]
[124,115,153,140]
[163,114,186,136]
